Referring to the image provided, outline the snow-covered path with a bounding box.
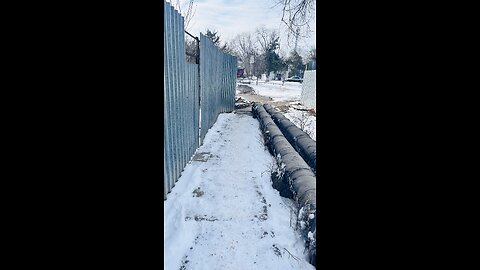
[164,112,315,270]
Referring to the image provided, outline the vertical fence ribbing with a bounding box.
[168,4,177,189]
[164,2,174,196]
[198,33,237,144]
[179,16,187,172]
[164,1,237,199]
[172,5,183,177]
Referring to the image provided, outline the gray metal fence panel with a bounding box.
[164,0,236,200]
[164,1,199,199]
[199,34,237,144]
[164,1,174,199]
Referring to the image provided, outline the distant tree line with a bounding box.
[185,27,315,78]
[176,0,316,77]
[225,27,315,79]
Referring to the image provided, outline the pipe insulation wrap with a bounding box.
[263,104,316,173]
[252,102,316,266]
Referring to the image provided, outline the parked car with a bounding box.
[285,76,303,83]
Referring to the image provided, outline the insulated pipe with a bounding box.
[252,102,316,266]
[253,103,316,207]
[263,104,316,174]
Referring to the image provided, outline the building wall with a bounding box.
[300,70,316,110]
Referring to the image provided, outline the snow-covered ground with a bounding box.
[164,113,315,270]
[243,81,303,102]
[240,81,316,141]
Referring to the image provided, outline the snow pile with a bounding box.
[164,113,315,270]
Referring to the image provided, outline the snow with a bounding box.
[248,81,303,102]
[307,232,314,241]
[164,113,315,270]
[284,109,316,141]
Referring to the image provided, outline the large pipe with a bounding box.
[252,102,316,266]
[263,104,316,174]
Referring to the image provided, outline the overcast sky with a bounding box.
[172,0,316,58]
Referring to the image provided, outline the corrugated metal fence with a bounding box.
[199,34,237,144]
[164,1,237,200]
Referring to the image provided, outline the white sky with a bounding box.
[169,0,316,58]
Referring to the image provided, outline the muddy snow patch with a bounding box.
[192,152,212,162]
[236,84,255,94]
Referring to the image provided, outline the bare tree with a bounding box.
[220,42,235,55]
[255,26,280,53]
[185,38,198,63]
[231,32,258,77]
[254,27,285,77]
[233,32,257,57]
[273,0,316,42]
[172,0,197,31]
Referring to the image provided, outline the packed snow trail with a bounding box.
[164,112,315,270]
